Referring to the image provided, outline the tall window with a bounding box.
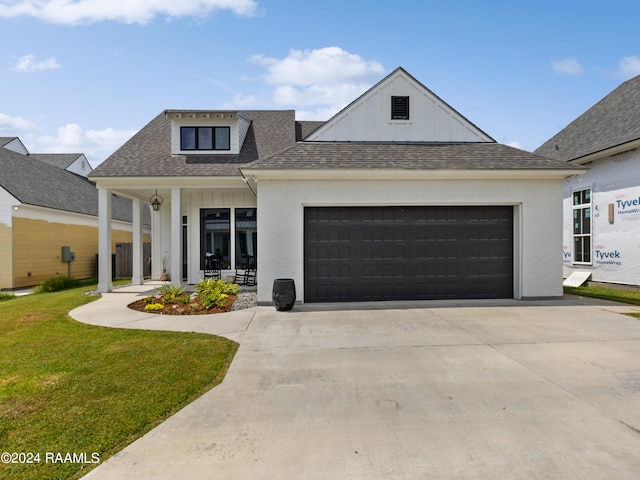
[200,209,230,269]
[235,208,257,265]
[573,189,591,264]
[181,127,230,151]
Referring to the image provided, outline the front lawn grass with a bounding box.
[0,285,238,480]
[564,284,640,306]
[564,285,640,319]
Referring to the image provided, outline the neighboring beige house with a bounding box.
[91,67,582,303]
[536,74,640,287]
[0,137,150,290]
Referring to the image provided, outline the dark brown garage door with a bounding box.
[304,206,513,302]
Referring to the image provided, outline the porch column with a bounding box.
[97,186,113,293]
[170,187,182,286]
[131,197,144,285]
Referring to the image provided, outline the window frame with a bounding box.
[572,188,592,265]
[199,207,257,271]
[180,126,231,151]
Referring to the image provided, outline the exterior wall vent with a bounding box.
[391,96,410,120]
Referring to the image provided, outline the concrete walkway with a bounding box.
[71,285,640,479]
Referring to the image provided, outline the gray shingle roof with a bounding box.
[535,74,640,162]
[0,146,143,223]
[296,120,325,140]
[30,153,83,170]
[242,142,582,171]
[90,110,297,177]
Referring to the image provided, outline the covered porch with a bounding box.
[94,177,256,293]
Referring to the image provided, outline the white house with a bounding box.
[91,67,582,303]
[535,74,640,287]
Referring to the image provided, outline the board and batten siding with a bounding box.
[168,113,247,155]
[307,70,492,143]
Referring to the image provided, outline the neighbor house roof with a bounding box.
[242,142,583,171]
[535,74,640,162]
[0,145,140,222]
[90,110,298,178]
[30,153,85,170]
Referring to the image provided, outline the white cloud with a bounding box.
[0,0,258,25]
[10,54,60,73]
[551,57,584,76]
[34,124,136,165]
[0,112,37,131]
[249,46,384,118]
[615,55,640,80]
[0,113,132,164]
[506,141,522,150]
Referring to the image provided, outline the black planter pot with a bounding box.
[272,278,296,311]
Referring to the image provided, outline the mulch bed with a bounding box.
[127,294,237,315]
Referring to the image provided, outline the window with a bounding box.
[181,127,230,151]
[235,208,257,265]
[200,208,257,271]
[391,96,410,120]
[572,189,591,264]
[200,209,230,269]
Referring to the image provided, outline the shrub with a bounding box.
[157,283,185,296]
[144,303,165,312]
[0,292,15,301]
[34,276,82,293]
[194,278,238,309]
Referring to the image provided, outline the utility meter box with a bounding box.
[61,246,75,262]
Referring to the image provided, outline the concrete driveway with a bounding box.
[73,288,640,479]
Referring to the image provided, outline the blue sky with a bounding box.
[1,0,639,166]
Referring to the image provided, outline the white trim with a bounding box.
[98,187,113,293]
[11,203,150,233]
[171,188,182,286]
[244,168,582,181]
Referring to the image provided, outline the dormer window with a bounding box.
[181,126,231,151]
[391,96,410,120]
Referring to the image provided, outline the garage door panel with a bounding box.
[305,206,513,302]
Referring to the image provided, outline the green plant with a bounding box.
[0,292,15,301]
[145,295,156,304]
[34,276,83,293]
[144,303,165,312]
[157,283,185,296]
[178,294,191,305]
[195,278,238,309]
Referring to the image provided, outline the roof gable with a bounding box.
[0,137,29,155]
[535,74,640,162]
[306,67,494,143]
[30,153,92,177]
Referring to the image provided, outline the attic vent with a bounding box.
[391,96,410,120]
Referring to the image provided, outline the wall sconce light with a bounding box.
[150,190,163,211]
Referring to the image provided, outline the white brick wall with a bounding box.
[255,177,564,303]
